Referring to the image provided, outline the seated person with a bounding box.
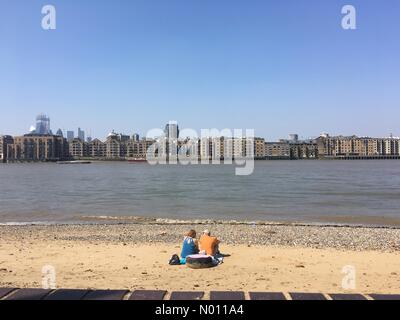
[180,229,199,259]
[199,230,220,256]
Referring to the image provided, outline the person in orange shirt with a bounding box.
[199,229,220,257]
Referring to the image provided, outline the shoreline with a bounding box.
[2,222,400,251]
[1,215,400,230]
[1,223,400,293]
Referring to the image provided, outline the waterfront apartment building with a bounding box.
[254,138,266,159]
[126,139,155,160]
[232,137,261,159]
[209,137,226,160]
[316,135,400,158]
[0,135,14,163]
[88,139,106,158]
[290,141,319,159]
[69,136,134,160]
[65,133,155,161]
[382,138,400,156]
[265,140,318,160]
[199,137,214,160]
[105,132,128,159]
[199,137,234,161]
[6,134,68,162]
[198,137,264,161]
[4,129,400,162]
[69,138,88,158]
[265,142,291,159]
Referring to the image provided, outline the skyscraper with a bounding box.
[78,128,85,142]
[289,134,299,143]
[67,131,74,142]
[35,114,51,135]
[56,129,64,137]
[132,133,140,141]
[164,121,179,139]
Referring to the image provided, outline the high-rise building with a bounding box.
[289,134,299,143]
[56,129,64,137]
[67,131,74,142]
[132,133,140,141]
[35,114,51,135]
[78,128,85,142]
[86,130,93,142]
[165,121,179,139]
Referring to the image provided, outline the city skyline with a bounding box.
[2,1,400,140]
[2,113,400,142]
[3,124,400,164]
[0,114,400,142]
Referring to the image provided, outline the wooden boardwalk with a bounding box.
[1,288,400,300]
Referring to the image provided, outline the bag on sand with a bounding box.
[169,254,181,265]
[186,254,216,269]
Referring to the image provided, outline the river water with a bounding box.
[1,161,399,226]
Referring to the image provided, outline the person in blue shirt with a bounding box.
[180,229,199,263]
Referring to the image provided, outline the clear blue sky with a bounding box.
[1,0,399,140]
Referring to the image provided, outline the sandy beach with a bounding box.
[1,223,400,295]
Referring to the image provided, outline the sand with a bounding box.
[1,225,400,294]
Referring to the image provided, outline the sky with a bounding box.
[1,0,399,141]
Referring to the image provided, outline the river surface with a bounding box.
[1,161,400,226]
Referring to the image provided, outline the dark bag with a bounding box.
[169,254,181,265]
[186,255,215,269]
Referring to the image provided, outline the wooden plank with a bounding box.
[329,293,367,300]
[249,292,287,300]
[289,292,327,300]
[0,288,17,299]
[45,289,91,300]
[129,290,167,300]
[5,288,53,300]
[83,290,128,300]
[170,291,204,300]
[369,294,400,300]
[210,291,245,300]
